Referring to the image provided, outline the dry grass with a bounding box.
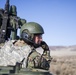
[49,55,76,75]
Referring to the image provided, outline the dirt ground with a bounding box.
[49,50,76,75]
[51,50,76,56]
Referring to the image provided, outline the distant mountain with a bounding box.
[49,45,76,51]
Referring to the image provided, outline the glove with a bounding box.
[40,56,50,70]
[33,55,50,70]
[41,41,52,62]
[40,41,49,51]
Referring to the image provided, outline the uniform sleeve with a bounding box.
[27,50,50,70]
[42,50,51,60]
[40,41,52,61]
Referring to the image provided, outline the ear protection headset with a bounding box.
[21,29,34,42]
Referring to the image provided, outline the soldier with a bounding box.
[17,22,51,70]
[0,22,51,70]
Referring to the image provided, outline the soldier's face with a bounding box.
[34,35,42,45]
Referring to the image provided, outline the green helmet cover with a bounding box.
[20,22,44,35]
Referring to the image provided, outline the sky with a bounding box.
[0,0,76,46]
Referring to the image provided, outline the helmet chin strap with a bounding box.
[20,37,40,48]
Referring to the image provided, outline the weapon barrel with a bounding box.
[4,0,10,14]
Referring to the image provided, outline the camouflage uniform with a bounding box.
[20,22,51,70]
[14,39,51,70]
[27,48,51,70]
[0,39,51,70]
[0,40,31,67]
[0,22,51,71]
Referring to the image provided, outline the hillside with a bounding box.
[49,45,76,51]
[49,45,76,56]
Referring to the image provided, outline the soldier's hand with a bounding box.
[40,41,49,51]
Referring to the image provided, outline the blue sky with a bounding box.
[0,0,76,46]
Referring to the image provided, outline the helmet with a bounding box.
[20,22,44,42]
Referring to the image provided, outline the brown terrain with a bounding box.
[49,45,76,75]
[36,45,76,75]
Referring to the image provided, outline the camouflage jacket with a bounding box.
[26,47,51,70]
[14,40,51,70]
[0,40,31,67]
[0,40,51,70]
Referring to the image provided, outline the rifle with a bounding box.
[0,0,9,43]
[0,0,27,43]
